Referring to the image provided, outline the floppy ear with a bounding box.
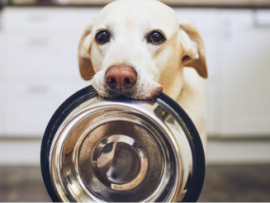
[78,23,95,80]
[178,16,208,78]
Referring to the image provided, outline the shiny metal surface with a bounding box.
[92,134,148,190]
[48,95,195,202]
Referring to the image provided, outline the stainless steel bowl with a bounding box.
[41,85,205,202]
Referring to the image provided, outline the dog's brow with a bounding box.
[96,25,114,34]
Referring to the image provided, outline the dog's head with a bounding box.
[78,0,207,100]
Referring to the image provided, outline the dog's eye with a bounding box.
[95,30,110,44]
[147,31,165,45]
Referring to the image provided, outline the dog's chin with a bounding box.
[91,80,163,100]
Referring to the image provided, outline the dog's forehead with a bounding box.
[92,0,178,34]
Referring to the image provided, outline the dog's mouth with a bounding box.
[91,74,163,100]
[106,88,135,98]
[99,85,163,100]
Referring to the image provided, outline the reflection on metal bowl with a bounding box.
[40,85,205,202]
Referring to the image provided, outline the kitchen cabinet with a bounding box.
[0,81,6,135]
[6,76,78,136]
[1,7,270,137]
[2,7,74,30]
[171,8,270,137]
[0,33,5,76]
[1,7,100,136]
[2,7,84,136]
[220,9,270,136]
[6,33,75,76]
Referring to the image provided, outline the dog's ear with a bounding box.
[178,16,208,78]
[78,23,95,80]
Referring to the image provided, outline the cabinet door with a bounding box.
[0,80,6,135]
[221,9,270,136]
[0,32,6,75]
[6,32,75,76]
[6,76,78,136]
[2,7,73,31]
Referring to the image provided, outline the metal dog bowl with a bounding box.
[40,85,205,202]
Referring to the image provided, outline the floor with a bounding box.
[0,165,269,202]
[199,164,270,202]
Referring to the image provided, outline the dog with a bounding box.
[77,0,208,149]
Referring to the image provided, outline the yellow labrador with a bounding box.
[78,0,208,148]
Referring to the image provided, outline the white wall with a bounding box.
[1,7,270,137]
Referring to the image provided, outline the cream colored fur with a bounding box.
[78,0,208,149]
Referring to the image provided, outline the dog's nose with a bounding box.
[106,65,137,90]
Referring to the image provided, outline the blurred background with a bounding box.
[0,0,270,202]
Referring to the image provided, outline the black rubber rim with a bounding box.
[40,85,205,202]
